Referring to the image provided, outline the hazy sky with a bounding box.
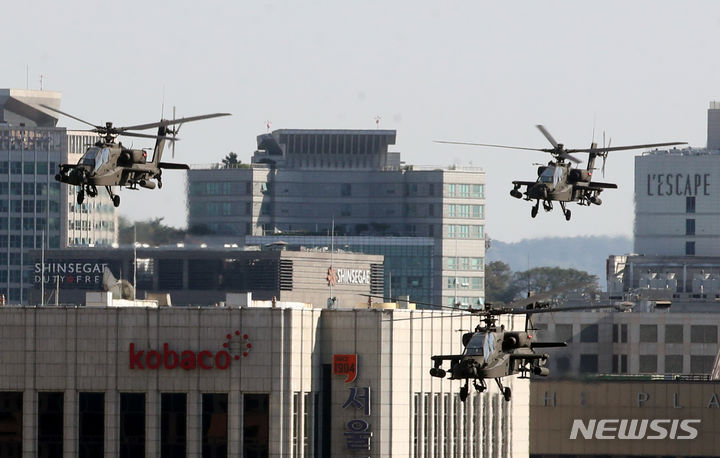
[7,1,720,242]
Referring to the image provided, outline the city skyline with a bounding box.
[6,1,720,241]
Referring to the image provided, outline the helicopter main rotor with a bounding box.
[435,124,687,165]
[40,104,230,144]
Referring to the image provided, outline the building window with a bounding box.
[161,393,187,458]
[202,393,228,458]
[340,183,351,196]
[447,184,456,197]
[472,184,484,198]
[665,355,684,373]
[639,324,658,343]
[690,355,715,373]
[555,324,573,343]
[686,219,695,236]
[665,324,684,343]
[580,324,598,343]
[639,355,658,373]
[579,354,598,373]
[243,394,269,457]
[686,196,696,213]
[690,325,718,343]
[447,204,456,218]
[458,184,470,197]
[686,241,695,256]
[120,393,145,458]
[621,324,628,343]
[38,392,63,457]
[79,392,104,458]
[0,392,22,456]
[472,205,483,218]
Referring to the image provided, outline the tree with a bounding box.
[221,152,239,168]
[485,262,600,304]
[511,266,600,301]
[118,217,186,246]
[485,261,521,303]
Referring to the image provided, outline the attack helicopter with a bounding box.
[437,126,686,220]
[40,104,230,207]
[365,289,618,402]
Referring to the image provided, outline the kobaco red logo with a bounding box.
[129,330,252,370]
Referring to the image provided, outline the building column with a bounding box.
[187,390,201,456]
[146,390,160,457]
[22,389,36,458]
[105,390,117,457]
[64,390,77,458]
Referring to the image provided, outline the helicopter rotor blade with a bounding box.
[118,112,231,132]
[39,104,100,129]
[503,304,619,315]
[116,131,178,140]
[559,152,582,164]
[536,125,559,148]
[566,141,686,154]
[434,140,550,153]
[359,293,483,313]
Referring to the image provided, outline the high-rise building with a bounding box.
[634,103,720,257]
[66,130,117,247]
[0,89,117,303]
[187,129,486,307]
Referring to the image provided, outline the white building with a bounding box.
[634,102,720,257]
[0,303,529,457]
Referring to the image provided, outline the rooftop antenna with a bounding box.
[161,85,166,118]
[39,74,44,91]
[266,120,271,133]
[26,65,29,90]
[375,115,381,129]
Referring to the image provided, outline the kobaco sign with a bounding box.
[128,331,252,370]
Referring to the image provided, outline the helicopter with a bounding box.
[365,289,619,402]
[437,125,686,220]
[40,104,230,207]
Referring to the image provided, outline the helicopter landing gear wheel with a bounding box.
[157,179,162,189]
[77,191,84,205]
[531,202,539,218]
[460,380,469,402]
[473,379,486,392]
[503,387,512,401]
[543,201,553,212]
[105,186,120,208]
[560,201,571,221]
[495,378,512,402]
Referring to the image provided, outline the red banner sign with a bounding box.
[334,354,358,383]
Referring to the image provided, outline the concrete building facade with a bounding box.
[533,310,720,377]
[531,378,720,457]
[187,129,486,307]
[0,304,529,457]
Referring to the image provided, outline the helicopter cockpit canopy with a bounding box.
[538,165,562,185]
[78,147,111,173]
[464,332,495,357]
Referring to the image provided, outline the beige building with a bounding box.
[531,378,720,457]
[533,310,720,376]
[0,304,529,457]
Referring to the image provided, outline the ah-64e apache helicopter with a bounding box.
[367,289,618,402]
[437,126,685,220]
[41,104,230,207]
